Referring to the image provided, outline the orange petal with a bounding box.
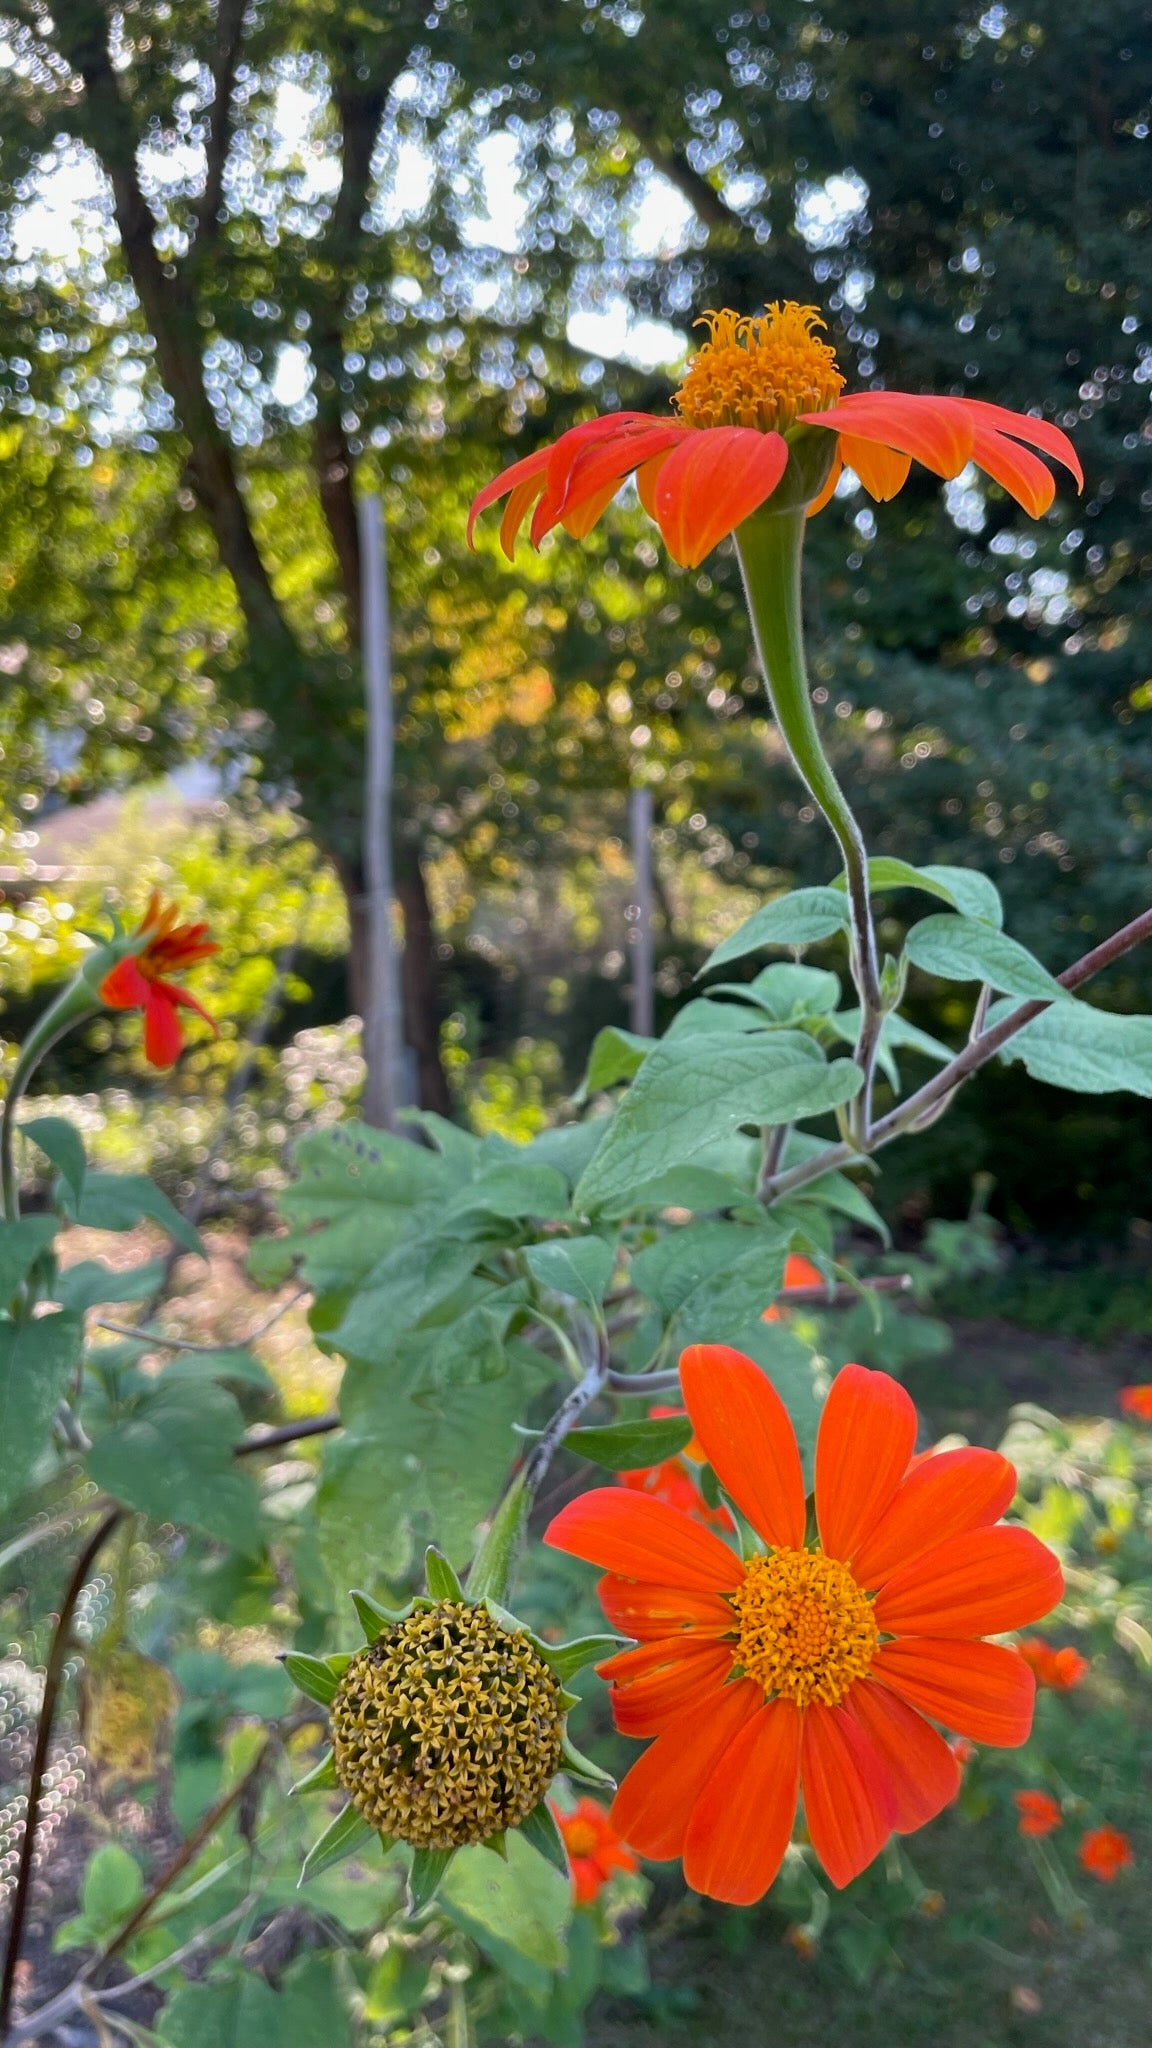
[653,427,789,567]
[467,445,551,547]
[871,1637,1036,1747]
[99,956,152,1012]
[681,1698,802,1904]
[844,1679,961,1833]
[802,392,974,480]
[596,1574,735,1641]
[532,412,668,545]
[839,434,912,502]
[560,476,628,539]
[873,1525,1064,1639]
[142,989,184,1068]
[636,447,674,518]
[959,398,1083,489]
[556,423,687,527]
[499,473,547,557]
[598,1637,736,1737]
[969,424,1055,518]
[545,1488,743,1593]
[800,1699,895,1890]
[814,1364,917,1566]
[679,1343,806,1551]
[610,1678,763,1861]
[805,448,843,519]
[852,1448,1017,1588]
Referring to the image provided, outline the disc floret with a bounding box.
[733,1547,879,1709]
[673,302,845,432]
[330,1600,564,1850]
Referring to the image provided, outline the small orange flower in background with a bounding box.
[469,301,1082,571]
[1015,1790,1063,1838]
[763,1252,826,1322]
[1017,1639,1089,1691]
[1118,1385,1152,1422]
[949,1735,977,1770]
[547,1347,1062,1904]
[617,1404,735,1536]
[99,893,218,1069]
[1078,1825,1133,1883]
[554,1796,637,1905]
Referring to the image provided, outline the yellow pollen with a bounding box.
[732,1548,878,1709]
[673,302,845,432]
[564,1818,600,1856]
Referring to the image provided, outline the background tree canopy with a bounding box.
[1,0,1149,1138]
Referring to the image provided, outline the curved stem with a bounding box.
[1,982,100,1222]
[0,1506,125,2040]
[735,506,882,1137]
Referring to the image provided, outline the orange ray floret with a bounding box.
[98,892,218,1069]
[1015,1789,1063,1837]
[545,1344,1062,1905]
[470,301,1082,569]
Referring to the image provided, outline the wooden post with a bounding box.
[629,783,655,1039]
[357,491,408,1128]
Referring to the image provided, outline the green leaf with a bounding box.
[301,1803,380,1884]
[580,1025,655,1095]
[565,1413,692,1471]
[904,915,1069,1001]
[834,858,1003,928]
[163,1347,275,1392]
[523,1236,616,1310]
[709,962,842,1020]
[466,1470,528,1603]
[408,1844,456,1915]
[282,1652,339,1707]
[276,1121,451,1293]
[86,1377,262,1552]
[328,1238,489,1366]
[331,1281,527,1385]
[516,1118,611,1189]
[451,1160,569,1221]
[425,1546,465,1601]
[290,1749,338,1796]
[0,1216,58,1304]
[438,1831,570,1986]
[163,1957,353,2048]
[54,1842,144,1952]
[397,1109,483,1172]
[560,1732,616,1789]
[831,1008,955,1069]
[21,1114,87,1202]
[53,1256,167,1312]
[990,997,1152,1096]
[631,1220,786,1315]
[573,1033,862,1214]
[350,1588,406,1641]
[542,1634,629,1683]
[67,1172,204,1255]
[701,888,851,971]
[518,1799,570,1880]
[0,1310,83,1514]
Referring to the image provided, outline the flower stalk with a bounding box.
[0,979,101,1222]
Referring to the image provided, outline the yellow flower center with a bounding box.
[673,302,845,432]
[564,1818,600,1856]
[733,1547,878,1709]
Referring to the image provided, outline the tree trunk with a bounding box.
[336,854,453,1119]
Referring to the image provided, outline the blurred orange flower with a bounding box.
[763,1253,826,1322]
[555,1796,637,1904]
[470,302,1082,570]
[99,893,218,1068]
[617,1408,735,1537]
[1078,1825,1133,1882]
[1014,1790,1063,1838]
[548,1347,1061,1903]
[1017,1639,1089,1691]
[1119,1385,1152,1422]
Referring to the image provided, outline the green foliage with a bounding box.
[0,1310,83,1513]
[85,1376,264,1553]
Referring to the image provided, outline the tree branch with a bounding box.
[193,0,247,246]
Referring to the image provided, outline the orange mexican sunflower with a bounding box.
[1078,1824,1133,1882]
[99,893,218,1068]
[1014,1789,1063,1838]
[554,1796,638,1905]
[1017,1639,1089,1691]
[545,1346,1062,1904]
[1118,1384,1152,1422]
[468,302,1083,571]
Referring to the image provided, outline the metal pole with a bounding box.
[629,783,655,1038]
[357,491,407,1128]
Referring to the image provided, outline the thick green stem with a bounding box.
[1,980,100,1221]
[734,503,882,1137]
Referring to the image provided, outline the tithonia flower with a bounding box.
[469,302,1082,570]
[763,1252,826,1322]
[1078,1824,1133,1882]
[1015,1789,1063,1838]
[554,1796,638,1904]
[287,1555,621,1912]
[546,1346,1062,1903]
[1017,1639,1089,1691]
[618,1405,735,1535]
[98,892,218,1068]
[1118,1384,1152,1422]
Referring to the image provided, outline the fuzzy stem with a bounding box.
[734,504,883,1138]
